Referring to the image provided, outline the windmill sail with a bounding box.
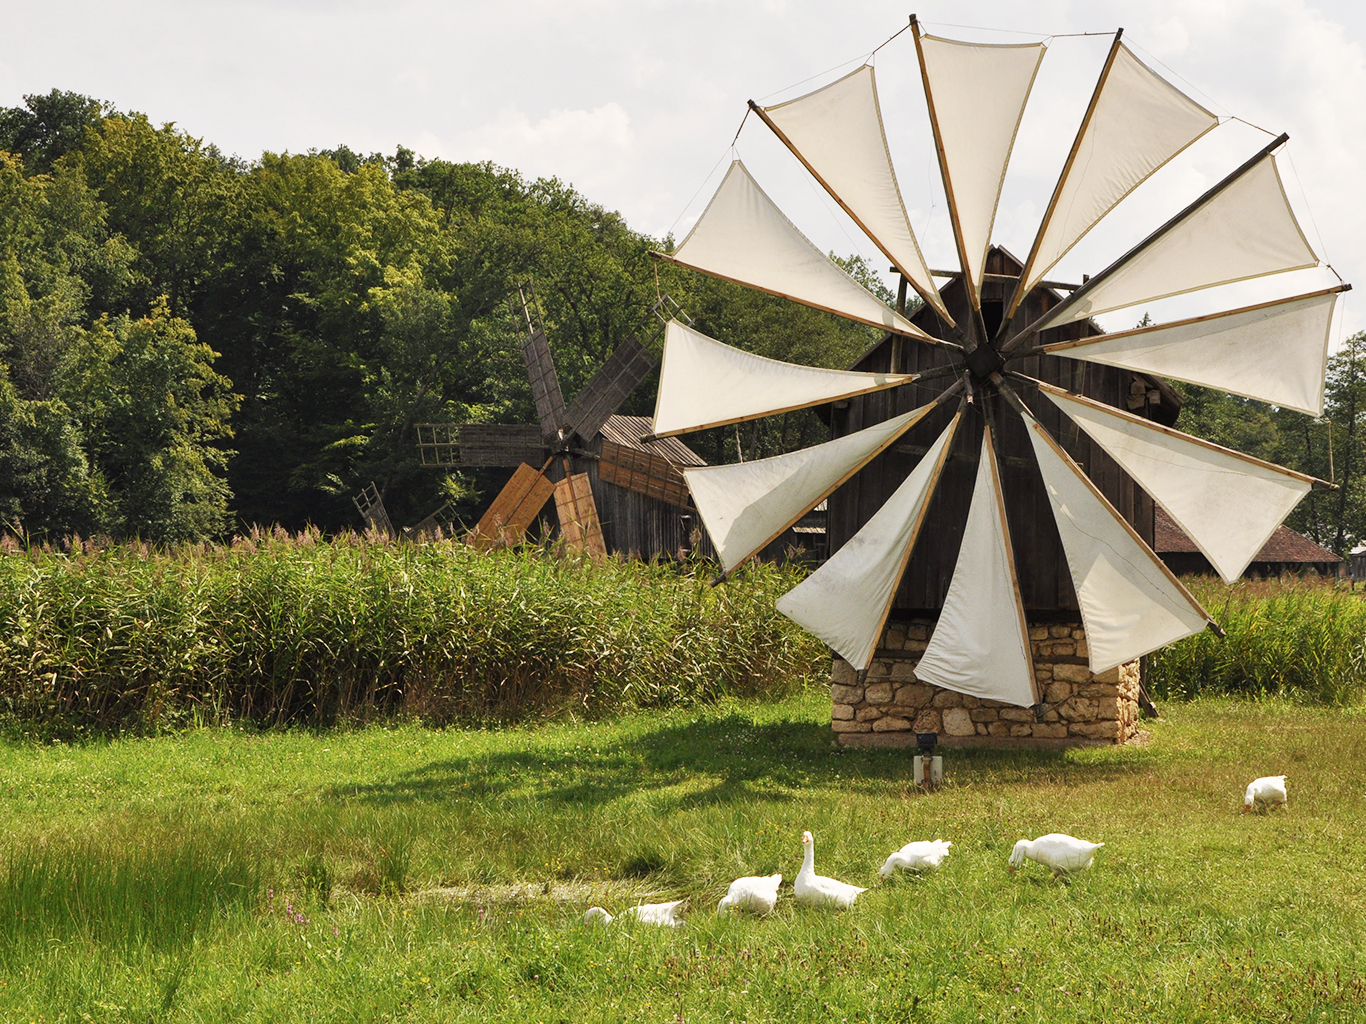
[914,430,1037,707]
[658,161,929,339]
[1042,287,1343,416]
[1022,409,1211,672]
[917,33,1045,304]
[684,404,937,572]
[1038,383,1314,584]
[652,320,914,436]
[1033,152,1317,331]
[1016,42,1218,306]
[776,413,961,670]
[758,65,951,325]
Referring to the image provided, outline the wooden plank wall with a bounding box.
[829,250,1155,614]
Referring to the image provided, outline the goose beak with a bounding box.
[1008,864,1016,875]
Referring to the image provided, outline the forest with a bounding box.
[1,88,1363,552]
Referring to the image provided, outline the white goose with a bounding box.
[1008,834,1104,877]
[879,839,953,880]
[716,873,782,915]
[582,899,686,927]
[1244,775,1288,812]
[794,830,866,909]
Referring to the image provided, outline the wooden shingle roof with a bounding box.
[599,415,707,467]
[1153,506,1339,564]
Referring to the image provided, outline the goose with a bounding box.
[794,830,866,909]
[1008,834,1104,877]
[716,873,782,915]
[582,900,685,927]
[879,839,953,880]
[1244,775,1288,812]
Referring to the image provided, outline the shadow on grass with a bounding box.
[327,711,1145,809]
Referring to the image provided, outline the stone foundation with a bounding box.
[831,619,1141,747]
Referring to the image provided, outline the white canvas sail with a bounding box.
[1020,44,1218,300]
[663,161,928,338]
[1043,288,1340,416]
[1022,409,1211,672]
[914,431,1037,706]
[1035,154,1317,330]
[776,414,960,670]
[1040,385,1313,584]
[919,34,1045,301]
[684,404,936,573]
[761,65,951,325]
[652,320,914,437]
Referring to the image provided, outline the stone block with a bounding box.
[856,705,883,722]
[912,709,941,733]
[942,707,975,736]
[1054,663,1091,683]
[887,705,919,720]
[865,682,893,704]
[987,721,1012,737]
[1093,667,1122,684]
[1044,681,1072,703]
[894,683,933,707]
[904,640,928,654]
[1050,640,1076,657]
[906,623,930,641]
[961,695,980,708]
[976,723,989,735]
[889,661,917,681]
[1072,628,1086,640]
[1079,682,1119,698]
[832,659,857,685]
[832,703,856,721]
[999,707,1034,723]
[1049,625,1073,638]
[867,660,892,680]
[1028,625,1049,640]
[1094,696,1121,719]
[1070,720,1120,740]
[1009,723,1034,737]
[1032,723,1068,739]
[831,719,872,733]
[932,689,964,708]
[1075,640,1088,659]
[832,683,865,704]
[1058,697,1097,721]
[1043,710,1060,722]
[969,708,999,723]
[884,623,906,650]
[873,715,913,733]
[1034,665,1053,681]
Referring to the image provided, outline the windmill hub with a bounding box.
[963,343,1004,384]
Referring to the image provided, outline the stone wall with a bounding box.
[831,619,1141,747]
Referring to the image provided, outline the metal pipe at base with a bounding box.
[913,755,943,787]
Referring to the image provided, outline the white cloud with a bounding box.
[454,103,636,191]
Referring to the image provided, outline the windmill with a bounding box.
[650,18,1348,738]
[416,291,704,558]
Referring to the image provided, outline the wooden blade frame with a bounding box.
[522,327,569,439]
[565,335,658,443]
[352,481,396,539]
[553,466,607,560]
[456,424,546,467]
[469,461,556,548]
[599,439,691,508]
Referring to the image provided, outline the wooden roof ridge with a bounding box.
[599,414,707,467]
[1152,505,1340,563]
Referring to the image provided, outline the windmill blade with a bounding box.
[521,328,568,438]
[652,319,915,437]
[775,411,962,671]
[352,481,396,538]
[468,462,556,547]
[1010,39,1218,317]
[598,440,690,508]
[1025,144,1317,335]
[454,424,545,467]
[1016,401,1213,673]
[653,161,932,340]
[913,24,1045,308]
[553,470,607,559]
[686,402,942,573]
[1033,379,1318,584]
[914,428,1037,707]
[754,65,952,326]
[1040,286,1345,416]
[563,334,658,443]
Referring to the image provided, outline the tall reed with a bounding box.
[1147,576,1366,704]
[0,530,825,733]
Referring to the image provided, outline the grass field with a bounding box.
[2,692,1365,1022]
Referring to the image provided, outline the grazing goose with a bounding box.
[1244,775,1288,812]
[1008,834,1104,877]
[582,900,685,927]
[879,839,953,880]
[794,830,866,909]
[716,873,782,915]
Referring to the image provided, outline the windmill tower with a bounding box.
[417,292,710,559]
[650,19,1348,746]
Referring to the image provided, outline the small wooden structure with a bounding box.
[1154,506,1341,578]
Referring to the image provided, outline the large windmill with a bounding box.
[417,293,706,559]
[650,18,1348,743]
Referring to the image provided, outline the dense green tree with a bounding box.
[0,89,107,175]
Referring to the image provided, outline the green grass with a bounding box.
[2,692,1365,1022]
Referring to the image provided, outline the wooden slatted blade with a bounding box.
[598,439,690,508]
[553,471,607,560]
[404,502,457,542]
[352,481,396,538]
[469,463,555,547]
[456,424,545,467]
[415,423,460,467]
[564,335,658,443]
[522,328,568,438]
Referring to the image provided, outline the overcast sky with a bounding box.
[4,0,1363,340]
